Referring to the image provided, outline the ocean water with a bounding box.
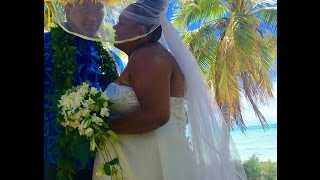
[230,124,277,162]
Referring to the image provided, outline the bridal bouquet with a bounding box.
[56,82,122,179]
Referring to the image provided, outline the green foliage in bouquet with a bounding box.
[56,82,122,180]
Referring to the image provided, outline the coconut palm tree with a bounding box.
[172,0,277,130]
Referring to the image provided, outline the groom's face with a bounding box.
[65,0,104,38]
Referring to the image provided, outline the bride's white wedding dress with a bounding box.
[93,82,195,180]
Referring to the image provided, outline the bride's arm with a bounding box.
[109,51,172,134]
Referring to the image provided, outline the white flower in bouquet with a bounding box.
[100,107,110,117]
[57,82,122,179]
[92,113,104,126]
[84,127,94,137]
[90,87,98,95]
[101,91,110,101]
[90,137,98,151]
[103,101,109,107]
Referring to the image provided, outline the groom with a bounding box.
[44,0,123,179]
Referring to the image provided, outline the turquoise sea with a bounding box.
[230,124,277,162]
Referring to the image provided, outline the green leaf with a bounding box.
[109,157,119,165]
[93,105,100,112]
[95,91,102,98]
[102,123,109,129]
[96,97,106,106]
[84,119,92,128]
[103,162,111,175]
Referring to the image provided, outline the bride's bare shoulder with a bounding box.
[129,44,172,71]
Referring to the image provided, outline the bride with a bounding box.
[93,2,195,179]
[92,0,248,180]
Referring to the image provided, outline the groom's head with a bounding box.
[65,0,104,38]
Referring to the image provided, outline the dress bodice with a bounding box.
[105,83,188,129]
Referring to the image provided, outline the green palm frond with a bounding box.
[254,36,276,102]
[198,0,225,20]
[214,53,242,123]
[239,36,275,126]
[260,8,277,26]
[214,35,240,105]
[231,13,259,56]
[172,0,225,31]
[240,72,269,128]
[211,8,276,128]
[232,34,274,128]
[223,0,247,12]
[172,1,200,30]
[257,8,277,34]
[233,29,274,101]
[181,23,219,79]
[264,32,277,57]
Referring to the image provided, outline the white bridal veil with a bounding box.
[51,0,248,179]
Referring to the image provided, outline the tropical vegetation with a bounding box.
[243,155,277,180]
[172,0,277,130]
